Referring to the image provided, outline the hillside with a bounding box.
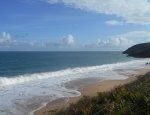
[123,43,150,58]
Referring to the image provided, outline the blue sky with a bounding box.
[0,0,150,51]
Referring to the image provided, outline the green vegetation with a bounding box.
[56,72,150,115]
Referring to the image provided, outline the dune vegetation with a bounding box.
[56,72,150,115]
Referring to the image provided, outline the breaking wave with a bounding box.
[0,59,148,86]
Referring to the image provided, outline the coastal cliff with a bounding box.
[123,42,150,58]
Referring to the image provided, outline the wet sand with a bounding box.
[34,69,150,115]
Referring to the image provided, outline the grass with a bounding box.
[56,72,150,115]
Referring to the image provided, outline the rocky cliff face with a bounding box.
[123,43,150,58]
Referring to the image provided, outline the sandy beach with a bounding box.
[34,68,150,115]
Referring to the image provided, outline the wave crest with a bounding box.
[0,59,148,86]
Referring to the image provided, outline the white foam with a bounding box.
[0,58,149,115]
[29,102,47,115]
[0,59,147,86]
[0,58,149,86]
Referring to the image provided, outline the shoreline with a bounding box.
[34,68,150,115]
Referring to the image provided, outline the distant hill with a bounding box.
[123,42,150,58]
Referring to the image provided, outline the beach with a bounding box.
[0,52,149,115]
[34,68,150,115]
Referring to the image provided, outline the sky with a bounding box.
[0,0,150,51]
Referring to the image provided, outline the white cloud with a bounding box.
[97,31,150,49]
[1,31,150,51]
[105,20,123,26]
[0,32,46,49]
[97,37,134,48]
[115,31,150,42]
[0,32,77,50]
[61,34,75,46]
[44,0,150,24]
[81,31,150,50]
[0,32,16,45]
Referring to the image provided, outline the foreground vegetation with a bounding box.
[56,72,150,115]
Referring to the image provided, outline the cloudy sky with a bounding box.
[0,0,150,51]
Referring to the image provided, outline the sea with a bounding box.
[0,51,149,115]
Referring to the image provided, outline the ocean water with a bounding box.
[0,51,149,115]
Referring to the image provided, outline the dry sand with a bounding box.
[34,69,150,115]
